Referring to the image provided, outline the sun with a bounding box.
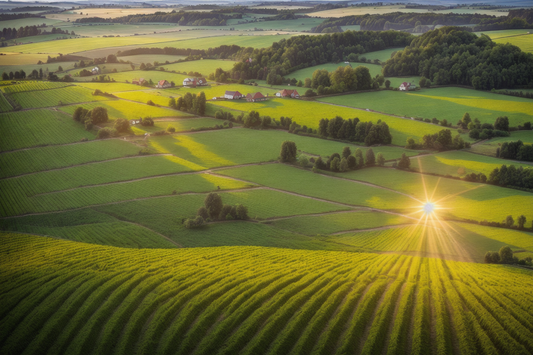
[423,202,436,215]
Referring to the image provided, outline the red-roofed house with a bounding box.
[183,78,196,86]
[399,82,416,91]
[246,92,267,102]
[276,89,300,98]
[224,90,243,99]
[196,78,208,86]
[132,78,146,86]
[156,80,171,89]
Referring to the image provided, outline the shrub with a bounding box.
[96,127,115,139]
[166,125,176,133]
[114,118,130,133]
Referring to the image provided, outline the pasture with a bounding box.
[118,54,187,65]
[162,59,236,76]
[211,97,444,146]
[409,150,533,177]
[0,109,93,152]
[287,62,383,82]
[1,232,532,355]
[361,47,404,62]
[319,87,533,127]
[9,86,108,109]
[469,130,533,156]
[131,117,223,134]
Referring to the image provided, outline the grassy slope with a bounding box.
[469,130,533,156]
[162,59,236,76]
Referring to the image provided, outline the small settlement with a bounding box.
[399,82,417,91]
[183,77,208,87]
[276,89,300,98]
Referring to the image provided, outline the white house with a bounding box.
[183,78,196,86]
[224,90,243,99]
[399,82,417,91]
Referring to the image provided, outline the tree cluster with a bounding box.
[73,106,108,131]
[498,141,533,162]
[2,70,26,80]
[0,13,43,21]
[318,116,392,146]
[279,141,297,163]
[225,31,412,82]
[407,129,469,151]
[169,92,206,116]
[75,11,240,26]
[383,27,533,90]
[488,164,533,190]
[304,65,376,94]
[313,146,385,173]
[117,45,243,60]
[184,192,249,228]
[484,246,532,266]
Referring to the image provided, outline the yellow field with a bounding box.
[115,90,176,107]
[0,53,50,65]
[46,7,176,22]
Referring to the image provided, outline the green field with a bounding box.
[0,81,71,94]
[469,130,533,156]
[162,59,236,76]
[0,139,141,178]
[118,54,187,65]
[493,34,533,53]
[335,167,533,223]
[409,150,533,177]
[10,86,108,109]
[132,117,225,134]
[287,62,383,82]
[0,92,12,112]
[0,109,94,152]
[1,232,532,355]
[211,97,444,146]
[362,47,404,62]
[320,87,533,127]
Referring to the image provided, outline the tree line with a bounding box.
[313,146,386,173]
[74,11,240,26]
[488,164,533,190]
[116,45,243,61]
[318,116,393,146]
[225,31,412,82]
[497,141,533,162]
[169,92,206,116]
[406,129,469,151]
[382,27,533,90]
[73,106,109,132]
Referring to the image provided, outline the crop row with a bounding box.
[0,109,94,152]
[0,139,140,179]
[0,91,12,112]
[10,86,108,109]
[1,233,533,355]
[1,81,70,94]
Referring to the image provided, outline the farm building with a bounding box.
[399,82,417,91]
[276,89,300,98]
[91,67,100,75]
[132,78,146,86]
[225,91,244,100]
[196,78,208,86]
[246,92,267,102]
[156,80,171,89]
[183,78,196,86]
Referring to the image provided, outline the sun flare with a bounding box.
[423,202,436,215]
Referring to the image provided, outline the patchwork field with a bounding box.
[288,62,383,82]
[211,97,444,145]
[10,86,108,109]
[469,130,533,156]
[162,59,236,76]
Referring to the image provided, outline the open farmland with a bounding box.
[493,33,533,53]
[211,97,444,145]
[1,8,533,354]
[1,233,532,355]
[0,109,94,152]
[320,87,533,126]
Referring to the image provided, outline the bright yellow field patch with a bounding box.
[148,140,206,171]
[172,134,235,167]
[493,34,533,53]
[409,92,533,117]
[458,223,533,251]
[0,53,50,65]
[115,90,175,107]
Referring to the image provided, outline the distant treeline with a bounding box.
[75,11,241,26]
[3,6,60,12]
[382,27,533,90]
[0,13,43,21]
[226,31,412,81]
[498,140,533,162]
[488,164,533,190]
[311,11,533,33]
[116,45,243,59]
[318,116,392,146]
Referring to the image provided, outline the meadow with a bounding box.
[0,109,94,152]
[408,150,533,177]
[162,59,236,76]
[0,92,12,112]
[469,131,533,156]
[1,232,532,355]
[493,33,533,53]
[9,86,108,109]
[287,62,383,82]
[320,87,533,127]
[211,97,444,146]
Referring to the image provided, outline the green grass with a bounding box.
[409,150,533,177]
[0,172,253,217]
[131,118,226,134]
[162,59,236,77]
[0,109,94,152]
[319,87,533,127]
[10,86,109,109]
[217,163,415,211]
[362,48,404,62]
[0,92,12,112]
[0,139,141,179]
[118,54,187,64]
[114,90,178,107]
[211,97,444,146]
[145,34,295,51]
[59,99,190,121]
[0,209,177,248]
[478,29,532,40]
[147,129,421,170]
[267,210,413,235]
[227,18,325,32]
[336,167,533,223]
[73,82,146,92]
[1,232,532,355]
[457,223,533,252]
[0,81,71,94]
[493,34,533,53]
[181,83,279,99]
[287,62,383,82]
[469,131,533,156]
